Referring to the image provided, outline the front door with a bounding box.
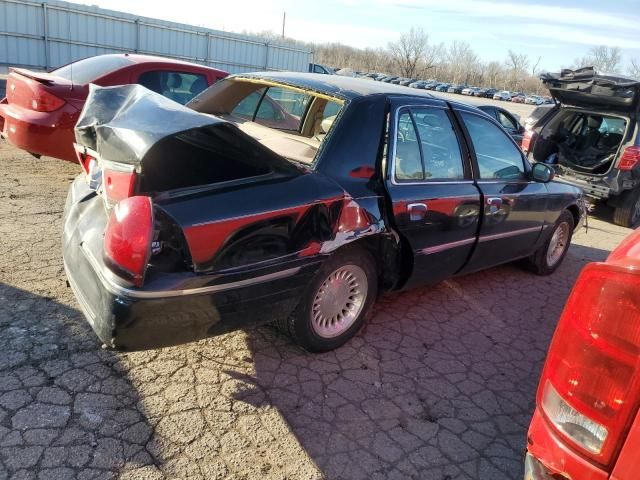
[456,109,547,273]
[385,100,481,289]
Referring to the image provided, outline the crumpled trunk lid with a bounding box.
[74,84,301,194]
[541,67,640,111]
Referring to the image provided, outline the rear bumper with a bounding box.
[0,102,78,161]
[524,409,608,480]
[63,176,320,350]
[554,174,612,200]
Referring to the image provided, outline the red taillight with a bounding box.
[618,146,640,171]
[539,262,640,463]
[32,89,65,112]
[103,168,137,204]
[522,130,535,154]
[104,196,153,287]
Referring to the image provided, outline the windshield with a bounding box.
[52,56,134,84]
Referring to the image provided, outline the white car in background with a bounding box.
[493,90,512,101]
[525,95,544,105]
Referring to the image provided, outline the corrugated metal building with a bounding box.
[0,0,313,74]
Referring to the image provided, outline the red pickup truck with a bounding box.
[525,228,640,479]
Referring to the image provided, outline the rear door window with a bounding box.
[394,107,465,181]
[138,71,209,105]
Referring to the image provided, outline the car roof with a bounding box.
[235,71,438,101]
[90,53,224,72]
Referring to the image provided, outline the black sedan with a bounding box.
[63,73,585,353]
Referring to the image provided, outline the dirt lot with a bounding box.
[0,140,631,480]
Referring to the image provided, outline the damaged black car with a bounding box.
[524,67,640,227]
[63,73,585,352]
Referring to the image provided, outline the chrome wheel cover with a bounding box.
[311,265,368,339]
[547,222,570,267]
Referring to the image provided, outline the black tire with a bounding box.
[613,188,640,228]
[276,246,378,353]
[523,210,574,275]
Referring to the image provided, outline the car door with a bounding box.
[456,108,547,273]
[385,99,482,289]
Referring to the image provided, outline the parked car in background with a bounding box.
[435,83,451,92]
[543,96,554,104]
[526,67,640,227]
[461,87,476,95]
[399,78,416,86]
[511,94,526,104]
[381,76,398,83]
[478,105,525,143]
[0,54,227,162]
[493,90,512,101]
[525,227,640,480]
[63,72,584,353]
[308,63,335,75]
[525,95,544,105]
[448,84,466,94]
[481,88,497,98]
[409,80,428,89]
[424,82,439,90]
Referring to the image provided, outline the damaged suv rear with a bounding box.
[523,67,640,227]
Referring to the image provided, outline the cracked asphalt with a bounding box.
[0,140,632,480]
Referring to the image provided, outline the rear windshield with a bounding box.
[52,56,134,84]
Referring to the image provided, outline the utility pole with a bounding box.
[282,12,286,39]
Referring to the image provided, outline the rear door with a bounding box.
[456,108,547,273]
[385,98,481,289]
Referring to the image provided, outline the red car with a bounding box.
[525,228,640,479]
[0,54,227,162]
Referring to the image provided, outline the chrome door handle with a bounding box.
[407,203,428,221]
[486,197,503,206]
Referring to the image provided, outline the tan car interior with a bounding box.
[190,78,343,164]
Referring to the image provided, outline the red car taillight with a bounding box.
[538,261,640,464]
[103,196,153,287]
[30,85,65,112]
[522,130,535,154]
[102,167,138,205]
[618,146,640,171]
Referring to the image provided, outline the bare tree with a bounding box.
[574,45,622,73]
[628,58,640,79]
[447,41,480,84]
[531,56,542,76]
[388,27,432,78]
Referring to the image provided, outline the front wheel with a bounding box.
[523,210,574,275]
[277,247,378,352]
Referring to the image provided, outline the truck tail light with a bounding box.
[102,165,138,206]
[103,196,153,287]
[538,261,640,463]
[618,146,640,171]
[522,130,535,154]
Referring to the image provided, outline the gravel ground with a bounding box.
[0,140,632,480]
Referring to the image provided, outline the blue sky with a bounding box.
[69,0,640,71]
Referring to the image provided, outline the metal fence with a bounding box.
[0,0,313,74]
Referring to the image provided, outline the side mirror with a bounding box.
[517,124,525,134]
[531,162,555,183]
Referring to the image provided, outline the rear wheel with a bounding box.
[613,188,640,228]
[523,210,574,275]
[277,247,377,352]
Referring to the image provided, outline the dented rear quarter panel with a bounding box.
[154,93,396,282]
